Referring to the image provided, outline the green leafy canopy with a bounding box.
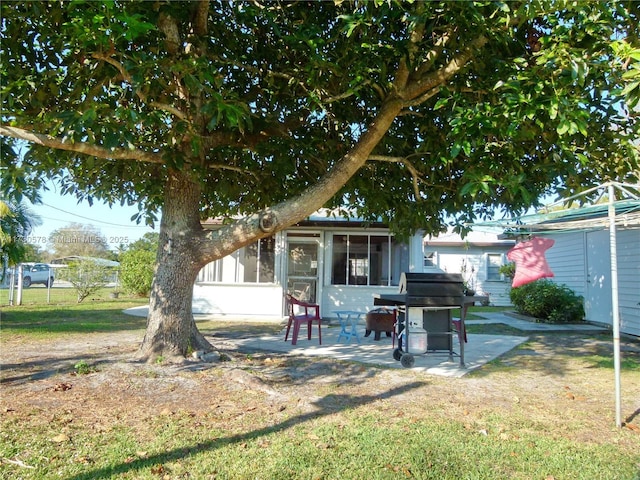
[1,0,638,236]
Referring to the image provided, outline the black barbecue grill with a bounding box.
[374,272,466,368]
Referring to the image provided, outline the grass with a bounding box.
[1,301,639,480]
[463,305,511,320]
[0,285,125,306]
[585,354,640,370]
[0,404,637,479]
[0,293,148,337]
[465,322,525,336]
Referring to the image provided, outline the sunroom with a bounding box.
[192,212,427,320]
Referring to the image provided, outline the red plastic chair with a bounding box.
[452,319,468,343]
[285,294,322,345]
[453,302,469,343]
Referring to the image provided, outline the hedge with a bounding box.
[509,279,585,323]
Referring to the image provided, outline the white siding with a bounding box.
[544,228,639,337]
[544,232,587,296]
[191,228,426,320]
[192,283,285,318]
[617,229,640,336]
[322,285,399,318]
[433,246,513,306]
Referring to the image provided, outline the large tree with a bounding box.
[46,222,113,260]
[2,1,638,361]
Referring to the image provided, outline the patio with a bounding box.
[124,308,606,377]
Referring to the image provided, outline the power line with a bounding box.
[40,202,151,229]
[38,214,151,229]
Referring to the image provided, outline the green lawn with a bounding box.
[0,293,148,337]
[1,408,634,480]
[463,305,512,320]
[0,285,125,307]
[1,301,639,480]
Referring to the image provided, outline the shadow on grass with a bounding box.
[64,381,426,480]
[0,347,142,384]
[626,407,640,425]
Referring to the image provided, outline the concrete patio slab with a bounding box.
[466,312,608,333]
[224,325,528,378]
[124,307,604,378]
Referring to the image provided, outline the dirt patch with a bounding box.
[1,328,639,451]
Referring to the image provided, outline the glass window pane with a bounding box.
[369,236,388,286]
[349,235,368,285]
[197,260,222,283]
[331,234,408,286]
[487,254,502,281]
[259,237,275,283]
[424,251,436,267]
[331,235,347,284]
[242,243,258,282]
[390,238,409,286]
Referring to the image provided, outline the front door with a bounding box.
[286,238,320,304]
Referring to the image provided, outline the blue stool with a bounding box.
[334,311,364,344]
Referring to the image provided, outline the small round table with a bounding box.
[334,311,364,344]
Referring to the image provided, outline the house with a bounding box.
[423,229,515,306]
[193,211,426,320]
[192,212,516,319]
[512,200,640,337]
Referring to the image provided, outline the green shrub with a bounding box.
[59,259,112,303]
[510,279,585,323]
[120,250,156,297]
[120,248,156,296]
[119,233,158,297]
[498,262,516,279]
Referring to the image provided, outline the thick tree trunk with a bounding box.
[137,170,212,362]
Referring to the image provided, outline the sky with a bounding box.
[25,181,157,252]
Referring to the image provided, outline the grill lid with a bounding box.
[397,272,464,306]
[398,272,464,293]
[375,272,465,307]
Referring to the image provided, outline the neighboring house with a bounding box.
[520,201,640,337]
[50,256,121,285]
[192,212,516,319]
[193,211,427,320]
[51,256,120,268]
[423,229,515,306]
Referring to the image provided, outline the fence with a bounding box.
[1,266,121,306]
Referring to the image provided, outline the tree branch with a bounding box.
[415,26,454,78]
[158,11,181,55]
[197,96,408,264]
[205,161,260,179]
[0,126,164,164]
[402,86,441,108]
[200,113,303,150]
[368,154,424,199]
[403,35,488,102]
[192,0,209,36]
[148,101,188,121]
[91,53,188,121]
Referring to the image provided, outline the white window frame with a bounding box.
[196,237,276,284]
[486,253,504,281]
[331,233,408,287]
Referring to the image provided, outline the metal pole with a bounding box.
[608,185,622,428]
[16,264,23,306]
[8,267,15,306]
[47,266,52,304]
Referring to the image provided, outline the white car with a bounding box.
[15,263,55,288]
